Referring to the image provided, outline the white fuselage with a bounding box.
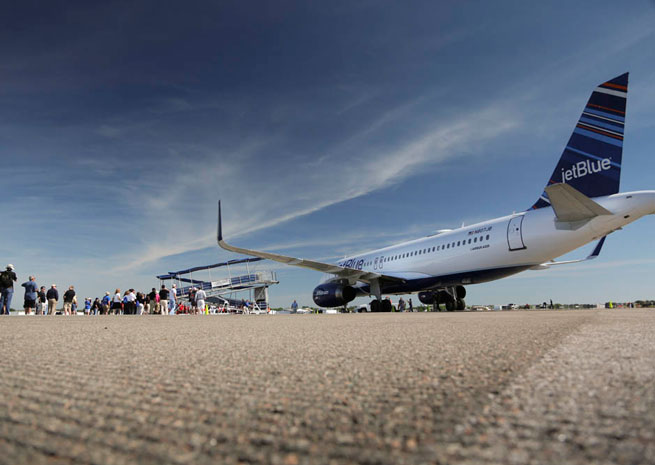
[329,191,655,294]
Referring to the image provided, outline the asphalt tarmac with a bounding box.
[0,309,653,465]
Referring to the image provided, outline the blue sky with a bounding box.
[2,1,655,307]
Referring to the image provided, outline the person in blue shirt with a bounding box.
[291,300,298,313]
[21,275,38,315]
[101,292,111,315]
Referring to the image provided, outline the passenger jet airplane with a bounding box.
[218,73,655,311]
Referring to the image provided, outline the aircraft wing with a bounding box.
[217,202,404,284]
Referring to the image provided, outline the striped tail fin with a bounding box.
[531,73,628,210]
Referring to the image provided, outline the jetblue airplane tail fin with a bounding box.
[531,73,628,210]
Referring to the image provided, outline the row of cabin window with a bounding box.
[363,234,491,266]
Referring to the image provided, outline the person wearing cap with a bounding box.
[46,284,59,316]
[0,264,18,315]
[21,275,38,315]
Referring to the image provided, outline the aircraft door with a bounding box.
[507,216,526,251]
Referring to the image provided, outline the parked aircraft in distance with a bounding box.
[219,73,655,311]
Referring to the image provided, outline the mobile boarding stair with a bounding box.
[156,258,278,313]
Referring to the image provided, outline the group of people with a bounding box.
[0,264,209,315]
[397,297,414,312]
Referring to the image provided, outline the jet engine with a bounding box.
[418,291,436,305]
[312,282,356,308]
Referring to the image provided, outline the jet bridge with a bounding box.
[156,258,279,312]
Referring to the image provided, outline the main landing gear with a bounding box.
[418,286,466,311]
[370,299,392,312]
[368,279,392,312]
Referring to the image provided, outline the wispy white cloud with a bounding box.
[113,97,521,271]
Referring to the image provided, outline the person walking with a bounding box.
[408,298,413,312]
[37,286,47,315]
[398,297,406,312]
[169,284,177,315]
[0,264,18,315]
[46,284,59,315]
[158,285,169,316]
[195,287,207,315]
[21,275,38,315]
[63,286,76,316]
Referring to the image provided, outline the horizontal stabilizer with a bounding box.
[545,183,612,222]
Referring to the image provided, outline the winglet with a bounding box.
[531,235,608,270]
[217,200,223,243]
[589,235,606,258]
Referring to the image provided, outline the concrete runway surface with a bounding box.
[1,309,653,465]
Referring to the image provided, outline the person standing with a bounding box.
[21,275,38,315]
[111,289,122,315]
[408,298,413,312]
[91,297,101,316]
[37,286,47,315]
[63,286,76,316]
[158,285,169,316]
[101,292,111,315]
[195,287,206,315]
[291,300,298,313]
[136,291,145,315]
[126,289,137,315]
[147,288,157,314]
[189,288,197,314]
[398,297,406,312]
[0,264,17,315]
[83,298,92,315]
[46,284,59,315]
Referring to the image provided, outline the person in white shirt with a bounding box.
[195,288,206,315]
[125,289,137,314]
[111,289,122,315]
[169,284,177,315]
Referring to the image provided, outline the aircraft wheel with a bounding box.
[381,300,392,312]
[370,300,381,312]
[445,300,455,311]
[434,294,442,312]
[456,298,466,311]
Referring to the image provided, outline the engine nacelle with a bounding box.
[455,285,466,299]
[312,283,356,308]
[418,291,436,305]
